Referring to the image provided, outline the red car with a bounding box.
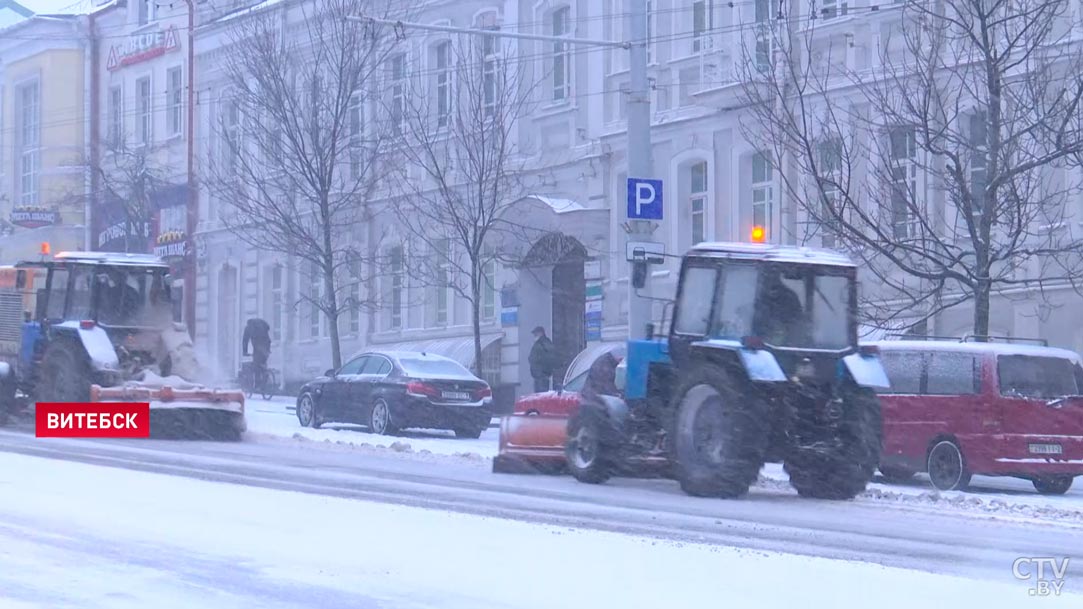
[493,343,625,474]
[875,339,1083,494]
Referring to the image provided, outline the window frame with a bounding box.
[672,264,720,337]
[551,6,571,102]
[136,75,153,145]
[751,152,774,241]
[167,66,183,137]
[689,160,708,246]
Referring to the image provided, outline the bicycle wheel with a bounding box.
[261,369,276,400]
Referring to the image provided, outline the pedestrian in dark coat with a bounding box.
[528,326,557,393]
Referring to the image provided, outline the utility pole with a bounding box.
[346,1,657,341]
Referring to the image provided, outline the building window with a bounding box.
[108,85,123,146]
[136,76,152,145]
[968,110,987,215]
[754,0,772,72]
[16,80,40,206]
[818,140,842,249]
[434,41,451,128]
[689,161,708,245]
[138,0,153,25]
[387,246,403,329]
[482,26,499,116]
[820,0,849,19]
[751,152,773,240]
[693,0,713,53]
[308,262,322,339]
[482,250,496,320]
[433,239,450,326]
[349,278,361,335]
[167,67,183,137]
[388,54,405,134]
[222,96,239,173]
[349,90,364,179]
[888,125,918,239]
[551,6,571,101]
[270,265,283,342]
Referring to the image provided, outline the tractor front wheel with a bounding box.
[36,340,92,404]
[784,382,882,500]
[672,366,769,499]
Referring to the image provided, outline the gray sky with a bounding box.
[19,0,100,14]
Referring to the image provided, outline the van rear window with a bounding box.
[997,355,1081,399]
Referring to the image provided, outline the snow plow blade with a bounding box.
[90,384,247,441]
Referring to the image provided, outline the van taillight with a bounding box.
[859,345,880,356]
[79,320,95,330]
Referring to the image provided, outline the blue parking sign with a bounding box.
[627,178,663,220]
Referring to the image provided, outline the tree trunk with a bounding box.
[471,268,483,379]
[325,269,341,369]
[973,278,991,341]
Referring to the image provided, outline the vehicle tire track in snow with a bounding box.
[1,430,1079,584]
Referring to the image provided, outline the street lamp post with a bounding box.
[346,0,660,341]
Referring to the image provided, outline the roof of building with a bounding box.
[687,242,856,268]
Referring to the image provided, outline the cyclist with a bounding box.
[242,318,272,389]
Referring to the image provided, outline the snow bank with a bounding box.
[0,451,1072,609]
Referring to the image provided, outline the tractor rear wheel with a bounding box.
[672,365,769,499]
[36,340,92,404]
[784,382,882,500]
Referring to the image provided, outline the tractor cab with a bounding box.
[667,242,863,384]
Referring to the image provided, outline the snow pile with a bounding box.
[860,487,1083,523]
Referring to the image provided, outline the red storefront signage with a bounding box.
[107,26,180,71]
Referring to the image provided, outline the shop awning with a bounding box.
[357,333,504,369]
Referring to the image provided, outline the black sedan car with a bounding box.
[296,350,493,438]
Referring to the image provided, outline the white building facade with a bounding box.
[188,0,1083,403]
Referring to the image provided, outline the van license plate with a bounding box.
[442,391,470,400]
[1029,444,1063,455]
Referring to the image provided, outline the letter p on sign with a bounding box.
[627,178,663,220]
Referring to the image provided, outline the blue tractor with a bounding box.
[0,251,245,439]
[565,242,890,500]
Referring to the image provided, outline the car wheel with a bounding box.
[454,426,485,439]
[369,399,398,435]
[1033,475,1074,495]
[927,440,971,491]
[296,393,322,429]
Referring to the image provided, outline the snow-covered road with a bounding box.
[2,450,1076,609]
[0,424,1081,585]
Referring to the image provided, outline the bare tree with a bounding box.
[737,0,1083,337]
[388,33,541,375]
[209,0,398,369]
[90,141,174,252]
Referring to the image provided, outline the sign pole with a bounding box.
[624,0,657,341]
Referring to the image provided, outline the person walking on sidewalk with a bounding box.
[529,326,558,393]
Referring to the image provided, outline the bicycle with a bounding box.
[239,359,277,400]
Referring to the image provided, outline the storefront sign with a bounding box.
[107,25,180,71]
[10,208,60,229]
[154,230,188,263]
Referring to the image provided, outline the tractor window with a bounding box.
[674,266,718,335]
[67,268,95,320]
[45,269,70,320]
[97,268,173,328]
[713,264,758,340]
[754,266,852,350]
